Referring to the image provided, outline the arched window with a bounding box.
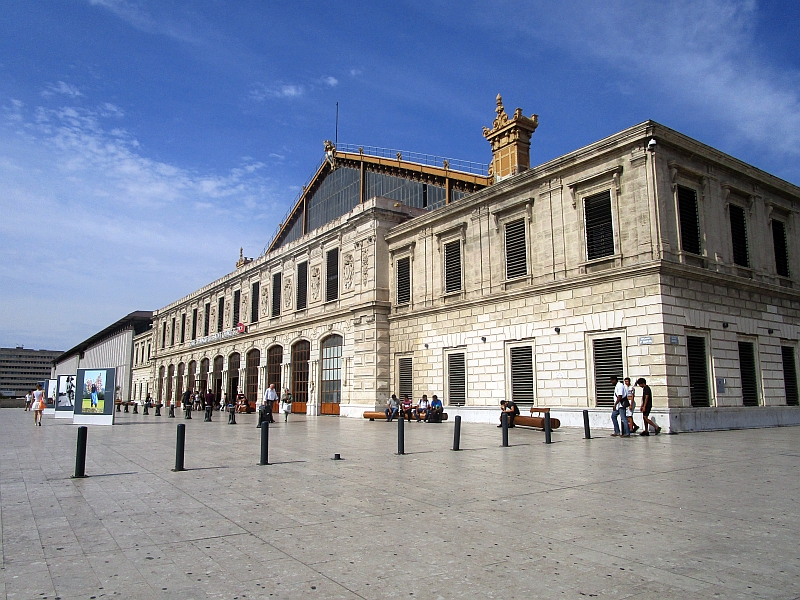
[212,356,223,401]
[166,364,174,404]
[176,362,185,404]
[246,349,260,401]
[321,335,343,405]
[187,360,196,391]
[200,357,209,392]
[267,345,283,392]
[228,352,241,399]
[158,366,165,403]
[291,340,310,410]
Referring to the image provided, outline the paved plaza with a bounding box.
[1,409,799,599]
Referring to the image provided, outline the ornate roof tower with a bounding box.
[483,95,539,181]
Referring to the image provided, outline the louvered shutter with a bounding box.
[510,345,534,405]
[396,257,411,305]
[217,297,224,331]
[686,336,710,407]
[584,191,614,260]
[251,282,259,323]
[729,205,749,267]
[326,248,339,302]
[448,352,466,406]
[738,341,758,406]
[444,241,462,293]
[772,220,789,277]
[505,219,527,279]
[593,337,623,406]
[296,262,308,310]
[271,272,281,317]
[781,346,799,406]
[398,357,413,400]
[233,290,240,326]
[677,186,701,255]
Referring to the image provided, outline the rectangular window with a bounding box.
[191,308,197,340]
[772,220,789,277]
[180,314,186,344]
[170,317,176,346]
[729,204,750,267]
[593,337,623,407]
[396,257,411,305]
[584,190,614,260]
[217,297,224,332]
[505,219,527,279]
[203,303,210,336]
[271,272,282,317]
[447,352,466,406]
[398,356,413,399]
[296,262,308,310]
[233,290,241,326]
[444,240,462,294]
[686,335,710,407]
[251,282,260,323]
[326,248,339,302]
[510,345,534,405]
[147,344,150,360]
[781,346,798,406]
[738,341,759,406]
[677,185,701,255]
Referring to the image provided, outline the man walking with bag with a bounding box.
[610,375,630,437]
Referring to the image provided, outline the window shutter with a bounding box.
[192,308,198,339]
[584,191,614,260]
[592,337,623,407]
[233,290,241,326]
[448,352,466,406]
[203,302,210,336]
[444,240,462,293]
[326,248,339,302]
[271,273,281,317]
[781,346,799,406]
[251,282,260,323]
[738,341,758,406]
[171,317,176,345]
[729,205,749,267]
[677,186,701,255]
[217,297,224,331]
[505,219,527,279]
[510,345,534,405]
[686,336,710,407]
[396,257,411,305]
[296,262,308,310]
[180,314,186,343]
[398,356,413,399]
[772,220,789,277]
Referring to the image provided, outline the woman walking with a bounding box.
[279,387,292,422]
[32,384,45,426]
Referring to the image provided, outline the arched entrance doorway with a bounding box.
[291,340,310,413]
[246,349,260,402]
[212,355,223,403]
[320,334,343,415]
[158,365,165,403]
[267,345,282,412]
[228,352,241,400]
[176,362,185,406]
[199,357,209,393]
[166,364,174,405]
[187,360,196,392]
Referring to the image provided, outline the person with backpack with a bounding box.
[610,375,630,437]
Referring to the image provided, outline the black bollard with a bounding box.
[143,403,149,415]
[155,403,161,416]
[397,412,405,455]
[204,406,212,422]
[257,407,264,428]
[123,402,129,413]
[168,405,175,418]
[544,412,552,444]
[452,415,462,451]
[116,402,121,412]
[173,424,186,472]
[228,405,236,425]
[133,403,138,414]
[501,413,509,447]
[583,409,591,439]
[259,421,269,465]
[72,426,88,478]
[185,405,192,419]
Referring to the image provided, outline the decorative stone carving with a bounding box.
[359,236,374,286]
[261,289,269,317]
[343,253,354,289]
[241,290,248,322]
[224,301,231,329]
[310,266,321,300]
[283,277,293,309]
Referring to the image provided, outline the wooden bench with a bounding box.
[363,411,448,422]
[514,407,561,429]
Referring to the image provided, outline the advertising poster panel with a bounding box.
[55,374,76,419]
[73,368,116,426]
[44,379,57,414]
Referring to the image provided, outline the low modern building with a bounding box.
[145,97,800,431]
[0,347,62,397]
[51,311,153,404]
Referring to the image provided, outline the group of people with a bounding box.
[610,376,661,437]
[259,383,294,423]
[384,393,444,423]
[24,384,46,426]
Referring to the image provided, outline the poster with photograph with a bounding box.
[44,379,58,413]
[56,374,76,415]
[74,368,115,416]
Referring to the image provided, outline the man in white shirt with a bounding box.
[414,394,429,422]
[610,375,630,437]
[262,383,278,424]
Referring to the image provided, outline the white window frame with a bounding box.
[444,346,467,406]
[504,339,536,406]
[585,329,628,408]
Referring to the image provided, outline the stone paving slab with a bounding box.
[1,408,799,599]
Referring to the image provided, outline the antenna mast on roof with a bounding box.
[335,102,338,146]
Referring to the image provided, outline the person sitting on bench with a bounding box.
[385,394,399,421]
[414,394,429,422]
[400,395,414,422]
[498,400,519,427]
[428,394,443,423]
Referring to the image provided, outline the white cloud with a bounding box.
[248,83,306,101]
[349,69,362,77]
[323,76,338,87]
[41,81,83,98]
[88,0,203,46]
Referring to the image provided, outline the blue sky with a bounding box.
[2,0,799,351]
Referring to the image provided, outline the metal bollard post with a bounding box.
[544,412,552,444]
[185,405,192,419]
[172,424,186,472]
[168,405,175,418]
[452,415,462,451]
[257,407,264,428]
[204,406,212,422]
[397,413,405,455]
[228,405,236,425]
[155,403,161,416]
[259,421,269,465]
[133,403,138,414]
[501,413,509,447]
[583,409,591,439]
[143,403,149,415]
[72,426,88,478]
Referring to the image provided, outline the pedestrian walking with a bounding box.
[636,378,661,435]
[25,391,32,411]
[624,377,639,433]
[32,385,44,426]
[610,375,630,437]
[279,387,292,422]
[263,383,278,423]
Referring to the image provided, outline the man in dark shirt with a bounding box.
[428,395,443,423]
[497,400,519,427]
[636,378,660,435]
